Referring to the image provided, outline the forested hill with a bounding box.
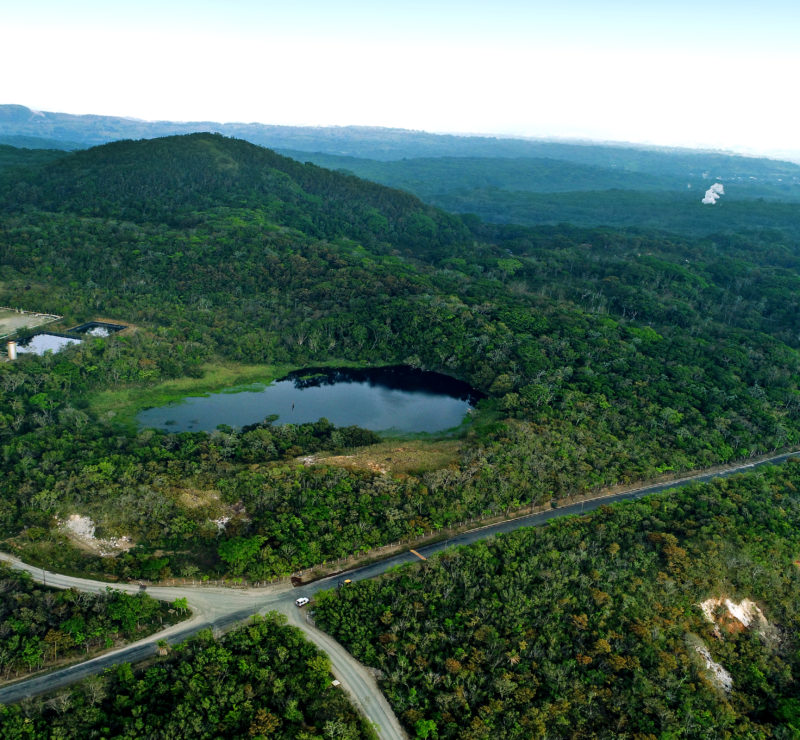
[279,150,800,240]
[279,150,800,200]
[0,144,66,171]
[281,152,682,194]
[1,131,800,585]
[2,128,798,735]
[0,133,469,258]
[5,105,800,240]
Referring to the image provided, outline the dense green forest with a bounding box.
[0,136,81,151]
[282,151,800,238]
[1,134,799,581]
[0,127,799,737]
[431,188,800,239]
[0,146,65,172]
[0,133,469,258]
[0,564,186,681]
[0,614,374,739]
[280,150,800,202]
[280,152,692,194]
[313,462,800,739]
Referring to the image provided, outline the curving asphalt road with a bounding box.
[275,600,407,740]
[1,448,798,738]
[0,554,407,739]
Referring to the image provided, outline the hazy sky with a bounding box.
[3,0,798,155]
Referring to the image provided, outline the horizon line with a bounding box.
[4,102,800,165]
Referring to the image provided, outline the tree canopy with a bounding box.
[314,462,800,738]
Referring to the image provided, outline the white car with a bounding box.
[295,597,310,607]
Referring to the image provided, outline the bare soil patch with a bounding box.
[59,514,134,556]
[0,307,61,338]
[300,440,461,476]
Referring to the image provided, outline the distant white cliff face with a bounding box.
[702,182,725,204]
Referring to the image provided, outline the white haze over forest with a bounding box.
[2,1,799,159]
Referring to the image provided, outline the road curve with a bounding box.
[0,556,407,737]
[2,448,798,735]
[276,601,407,740]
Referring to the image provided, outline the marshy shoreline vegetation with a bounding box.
[134,363,483,435]
[86,358,390,431]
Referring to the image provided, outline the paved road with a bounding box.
[276,601,407,740]
[292,449,800,588]
[0,556,289,698]
[2,448,798,737]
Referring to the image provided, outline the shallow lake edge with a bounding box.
[134,364,486,438]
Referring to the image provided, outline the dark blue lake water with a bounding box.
[137,366,483,434]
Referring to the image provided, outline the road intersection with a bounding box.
[1,448,798,738]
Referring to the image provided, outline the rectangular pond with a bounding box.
[15,333,82,355]
[68,321,127,337]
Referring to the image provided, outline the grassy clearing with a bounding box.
[86,358,385,430]
[87,362,294,429]
[175,487,222,510]
[304,439,462,476]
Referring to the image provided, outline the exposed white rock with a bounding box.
[212,516,231,531]
[695,643,733,693]
[64,514,95,540]
[59,514,133,555]
[699,596,769,635]
[725,598,766,629]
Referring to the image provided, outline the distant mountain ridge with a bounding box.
[3,105,799,240]
[278,152,683,193]
[3,104,800,182]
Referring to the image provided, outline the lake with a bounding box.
[137,366,483,434]
[16,333,82,355]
